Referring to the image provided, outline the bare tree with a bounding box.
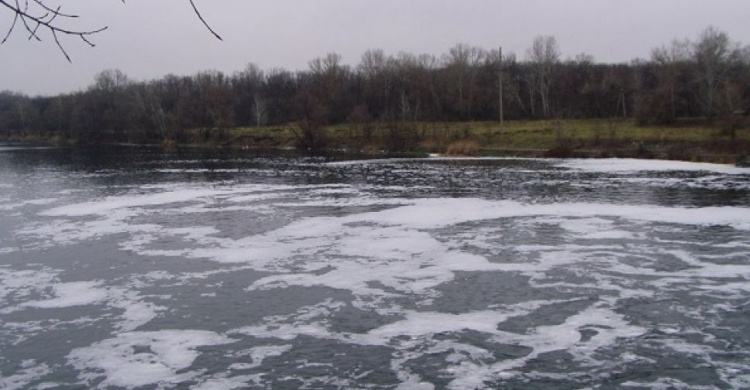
[93,69,130,92]
[522,61,538,118]
[693,26,741,121]
[465,46,485,120]
[527,35,560,117]
[191,70,235,139]
[393,52,418,122]
[309,53,343,76]
[359,49,393,120]
[253,93,268,127]
[444,44,469,117]
[443,43,485,120]
[309,52,348,122]
[0,0,220,61]
[651,39,691,120]
[234,63,265,126]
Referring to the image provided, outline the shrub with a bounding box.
[544,144,575,158]
[383,122,419,151]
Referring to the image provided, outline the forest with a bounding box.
[0,27,747,151]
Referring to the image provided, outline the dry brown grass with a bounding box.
[445,139,480,156]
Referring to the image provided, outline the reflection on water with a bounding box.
[1,145,749,389]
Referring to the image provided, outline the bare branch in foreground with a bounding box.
[0,0,222,61]
[189,0,223,41]
[0,0,107,61]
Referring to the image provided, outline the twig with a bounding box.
[189,0,222,41]
[0,0,107,61]
[1,11,18,43]
[0,0,222,62]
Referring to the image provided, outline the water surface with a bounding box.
[1,145,749,389]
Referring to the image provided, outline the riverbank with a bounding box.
[211,118,750,164]
[2,118,748,164]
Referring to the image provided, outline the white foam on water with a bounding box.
[696,281,750,297]
[23,198,59,206]
[557,158,750,174]
[23,281,108,309]
[171,198,749,324]
[119,225,222,258]
[107,287,165,332]
[231,298,646,389]
[16,181,744,386]
[325,157,429,166]
[553,217,638,240]
[8,280,161,330]
[279,197,413,210]
[357,300,561,345]
[233,299,345,341]
[42,189,231,217]
[34,382,64,390]
[68,330,236,389]
[227,344,292,371]
[619,175,750,191]
[0,360,51,390]
[18,210,162,250]
[23,179,750,265]
[354,199,750,231]
[328,156,750,178]
[5,173,747,388]
[446,306,646,389]
[25,183,360,252]
[622,377,721,390]
[192,374,264,390]
[226,192,289,204]
[247,223,511,303]
[0,197,59,211]
[0,267,59,304]
[3,317,100,346]
[326,156,541,167]
[1,265,164,332]
[156,168,246,173]
[606,252,750,280]
[189,219,337,266]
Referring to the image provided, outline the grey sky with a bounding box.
[1,0,748,96]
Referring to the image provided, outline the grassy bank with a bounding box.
[225,118,749,163]
[3,118,748,164]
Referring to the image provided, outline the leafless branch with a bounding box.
[0,0,107,61]
[0,0,222,62]
[189,0,222,41]
[1,10,19,43]
[31,0,77,18]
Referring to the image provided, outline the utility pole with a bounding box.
[498,46,505,134]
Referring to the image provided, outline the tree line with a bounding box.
[1,26,747,145]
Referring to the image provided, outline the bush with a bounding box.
[291,121,328,153]
[383,122,419,152]
[545,118,576,157]
[632,141,655,159]
[544,144,575,158]
[291,91,329,153]
[634,92,675,126]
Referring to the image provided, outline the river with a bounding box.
[1,145,749,389]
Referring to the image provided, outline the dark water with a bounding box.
[1,145,749,389]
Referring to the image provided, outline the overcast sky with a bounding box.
[1,0,748,96]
